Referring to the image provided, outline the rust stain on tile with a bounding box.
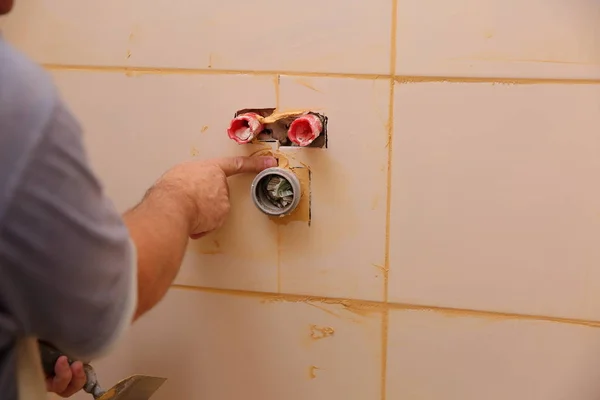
[126,29,136,61]
[305,302,343,319]
[308,366,320,379]
[258,293,383,318]
[190,236,223,256]
[341,300,382,318]
[372,264,388,274]
[309,324,335,340]
[371,195,380,210]
[125,70,141,78]
[293,77,321,92]
[311,297,382,318]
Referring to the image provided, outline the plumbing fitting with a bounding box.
[227,113,264,144]
[251,167,301,216]
[287,113,323,147]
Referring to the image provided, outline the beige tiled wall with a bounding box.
[4,0,600,399]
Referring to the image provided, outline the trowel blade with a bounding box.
[97,375,166,400]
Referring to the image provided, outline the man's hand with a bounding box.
[46,356,86,398]
[153,156,277,238]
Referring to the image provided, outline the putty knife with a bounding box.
[38,341,166,400]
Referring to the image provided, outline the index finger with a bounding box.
[214,156,277,177]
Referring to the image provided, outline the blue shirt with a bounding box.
[0,38,136,400]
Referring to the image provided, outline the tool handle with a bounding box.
[38,341,105,399]
[38,340,73,376]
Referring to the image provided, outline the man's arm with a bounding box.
[124,182,191,320]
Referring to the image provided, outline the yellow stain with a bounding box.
[309,324,335,340]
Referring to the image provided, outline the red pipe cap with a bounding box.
[227,113,264,144]
[288,114,323,147]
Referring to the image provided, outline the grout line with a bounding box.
[43,63,385,80]
[274,74,281,111]
[385,0,398,307]
[273,73,281,293]
[381,0,398,398]
[276,225,282,293]
[171,284,600,329]
[172,283,381,304]
[388,302,600,328]
[395,75,600,85]
[42,64,600,85]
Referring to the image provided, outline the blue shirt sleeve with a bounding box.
[0,99,137,361]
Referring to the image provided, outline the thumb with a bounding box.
[215,156,277,177]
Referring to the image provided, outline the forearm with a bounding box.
[123,182,193,320]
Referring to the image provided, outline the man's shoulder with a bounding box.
[0,38,57,137]
[0,39,58,219]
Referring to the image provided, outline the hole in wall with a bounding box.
[232,108,328,148]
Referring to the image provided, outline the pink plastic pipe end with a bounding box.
[227,113,264,144]
[288,114,323,147]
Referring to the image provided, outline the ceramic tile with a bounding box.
[396,0,600,79]
[129,0,392,74]
[50,71,280,293]
[277,76,389,301]
[71,288,383,400]
[390,82,600,320]
[387,309,600,400]
[1,0,134,65]
[2,0,392,75]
